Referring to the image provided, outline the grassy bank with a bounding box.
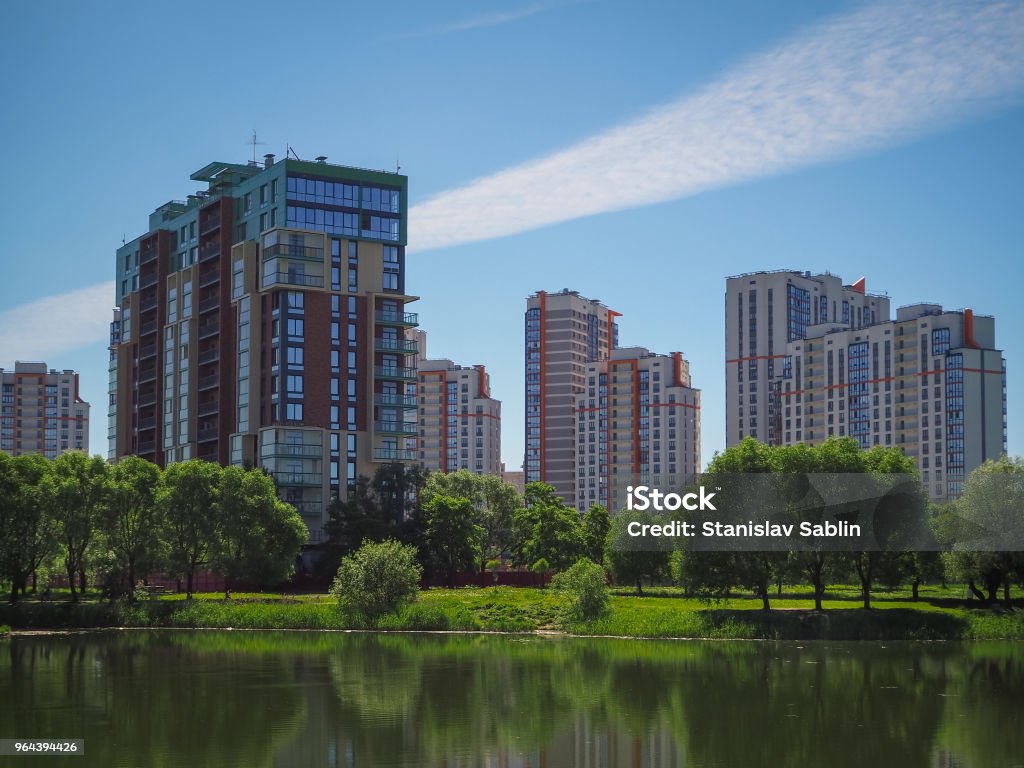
[1,587,1022,640]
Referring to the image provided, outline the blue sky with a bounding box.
[1,0,1022,470]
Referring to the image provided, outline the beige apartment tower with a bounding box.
[525,289,619,503]
[725,271,890,446]
[1,362,89,457]
[575,348,700,513]
[417,358,501,475]
[774,303,1005,501]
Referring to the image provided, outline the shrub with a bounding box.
[552,558,610,622]
[330,539,423,626]
[485,558,503,571]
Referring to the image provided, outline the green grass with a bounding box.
[1,584,1021,640]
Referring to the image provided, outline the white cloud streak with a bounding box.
[397,3,550,39]
[0,282,114,366]
[410,0,1024,253]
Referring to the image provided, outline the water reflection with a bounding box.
[1,631,1021,768]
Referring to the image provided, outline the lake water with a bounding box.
[1,631,1021,767]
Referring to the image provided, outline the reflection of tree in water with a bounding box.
[673,642,953,768]
[1,631,305,768]
[934,641,1024,768]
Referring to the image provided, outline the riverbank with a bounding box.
[1,587,1021,640]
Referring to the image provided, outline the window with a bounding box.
[287,318,304,340]
[383,246,399,290]
[287,346,304,368]
[286,402,303,421]
[287,375,303,397]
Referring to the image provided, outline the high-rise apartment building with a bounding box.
[776,303,1005,501]
[575,347,700,513]
[525,289,619,503]
[725,271,890,446]
[110,155,417,541]
[725,271,1007,501]
[417,358,501,475]
[1,362,89,457]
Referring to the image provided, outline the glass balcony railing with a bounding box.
[374,338,418,354]
[374,393,418,408]
[374,421,418,435]
[373,448,418,461]
[375,310,418,326]
[262,271,324,289]
[375,366,417,381]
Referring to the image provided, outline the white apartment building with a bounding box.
[575,347,700,513]
[418,358,501,475]
[725,270,891,446]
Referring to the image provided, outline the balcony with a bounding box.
[138,341,157,360]
[274,471,323,487]
[261,443,323,458]
[375,310,418,327]
[289,500,324,518]
[375,420,418,435]
[199,269,219,288]
[375,365,416,381]
[139,320,158,336]
[200,213,221,234]
[263,243,324,262]
[198,320,219,339]
[197,400,219,417]
[198,373,219,391]
[199,242,221,262]
[197,427,218,442]
[373,448,418,462]
[262,271,324,289]
[198,348,219,365]
[138,415,156,431]
[199,294,220,314]
[140,247,158,266]
[139,295,158,313]
[374,393,418,408]
[138,366,157,384]
[374,338,418,355]
[138,440,156,454]
[139,272,159,290]
[138,391,157,407]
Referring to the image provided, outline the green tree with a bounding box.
[161,459,221,598]
[582,504,611,564]
[331,539,423,625]
[43,452,110,601]
[513,483,585,571]
[605,509,670,595]
[212,466,307,598]
[0,454,57,602]
[551,557,609,622]
[424,494,483,587]
[945,456,1024,606]
[422,470,523,571]
[99,456,164,599]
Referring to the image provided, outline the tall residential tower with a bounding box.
[525,289,619,503]
[110,155,418,541]
[1,362,89,457]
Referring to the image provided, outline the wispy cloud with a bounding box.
[410,0,1024,253]
[0,282,114,366]
[397,3,550,40]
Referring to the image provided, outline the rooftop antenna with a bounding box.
[396,154,401,173]
[247,130,265,165]
[288,144,302,161]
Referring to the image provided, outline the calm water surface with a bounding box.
[1,631,1022,768]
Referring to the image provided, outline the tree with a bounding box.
[0,454,57,602]
[330,539,423,626]
[43,452,109,601]
[945,456,1024,606]
[551,558,609,622]
[99,456,163,599]
[422,470,523,571]
[161,459,221,598]
[582,504,611,564]
[605,509,670,595]
[513,483,585,571]
[212,466,307,598]
[323,463,429,572]
[423,494,482,588]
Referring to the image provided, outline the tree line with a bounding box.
[325,438,1024,611]
[0,453,307,602]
